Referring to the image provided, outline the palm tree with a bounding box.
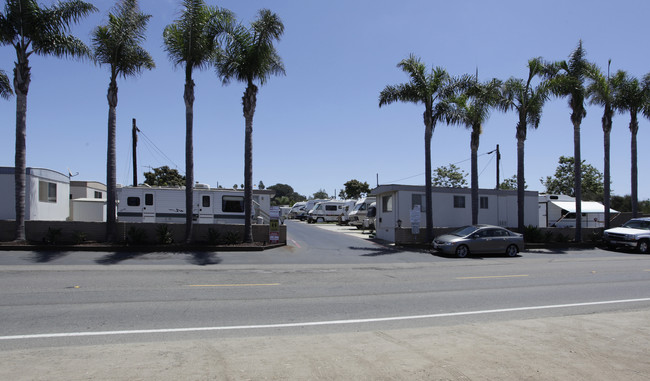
[586,61,624,228]
[545,41,595,242]
[614,71,650,217]
[163,0,235,243]
[215,9,285,243]
[0,69,12,99]
[446,77,503,225]
[93,0,155,243]
[0,0,97,242]
[379,55,453,242]
[501,58,550,231]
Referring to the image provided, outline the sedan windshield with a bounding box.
[450,226,478,237]
[622,220,650,230]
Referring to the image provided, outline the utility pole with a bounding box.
[495,144,501,190]
[132,119,138,186]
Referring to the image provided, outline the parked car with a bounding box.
[602,217,650,254]
[432,225,524,258]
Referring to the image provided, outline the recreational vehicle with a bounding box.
[116,185,273,224]
[307,200,349,223]
[538,194,617,228]
[288,201,306,219]
[301,198,329,220]
[347,197,376,229]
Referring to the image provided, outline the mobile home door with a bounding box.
[196,193,213,223]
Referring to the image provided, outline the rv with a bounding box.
[307,200,349,223]
[347,197,376,229]
[288,201,307,219]
[301,198,329,220]
[116,185,273,224]
[538,194,618,228]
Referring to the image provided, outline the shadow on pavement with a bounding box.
[95,252,146,265]
[349,246,402,257]
[30,251,69,263]
[187,252,222,266]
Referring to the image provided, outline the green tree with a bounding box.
[163,0,235,243]
[215,9,285,243]
[379,55,454,241]
[501,58,550,230]
[313,189,329,199]
[268,183,305,206]
[342,179,370,199]
[541,156,604,201]
[586,61,624,229]
[0,0,97,242]
[432,164,468,188]
[93,0,155,242]
[143,166,185,186]
[446,77,503,225]
[0,69,12,99]
[611,195,650,214]
[499,175,527,190]
[545,40,596,241]
[258,180,265,190]
[613,71,650,218]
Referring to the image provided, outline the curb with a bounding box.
[0,242,286,252]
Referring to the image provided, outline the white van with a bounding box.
[301,199,329,220]
[307,200,348,223]
[348,197,376,229]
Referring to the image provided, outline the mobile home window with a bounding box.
[145,193,154,206]
[382,195,393,212]
[325,205,338,211]
[202,195,210,208]
[127,197,140,206]
[480,196,488,209]
[453,195,465,208]
[411,194,427,212]
[38,181,57,203]
[223,196,244,213]
[94,191,102,199]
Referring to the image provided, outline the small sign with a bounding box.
[410,205,421,235]
[269,206,280,243]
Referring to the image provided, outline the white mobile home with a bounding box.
[116,185,273,224]
[538,194,618,228]
[370,185,539,243]
[0,167,70,221]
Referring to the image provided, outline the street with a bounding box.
[1,219,650,380]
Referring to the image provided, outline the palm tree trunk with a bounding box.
[13,55,30,242]
[573,120,582,242]
[106,78,118,242]
[516,131,525,231]
[184,72,195,243]
[630,114,638,217]
[423,104,434,242]
[243,82,258,243]
[470,126,480,225]
[602,116,611,229]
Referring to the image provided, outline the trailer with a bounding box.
[307,200,350,223]
[116,185,273,224]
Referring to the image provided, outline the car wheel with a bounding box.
[638,239,649,254]
[455,245,469,258]
[506,244,519,257]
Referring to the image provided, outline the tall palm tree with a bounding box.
[614,71,650,217]
[215,9,285,243]
[446,77,502,225]
[586,61,624,228]
[0,0,97,242]
[93,0,155,243]
[379,55,453,242]
[501,58,550,231]
[545,41,595,242]
[0,69,12,99]
[164,0,235,243]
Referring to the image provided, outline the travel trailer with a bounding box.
[300,198,329,220]
[538,194,618,228]
[288,201,306,219]
[307,200,350,223]
[347,197,376,229]
[116,185,273,224]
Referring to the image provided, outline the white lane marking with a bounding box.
[2,297,649,341]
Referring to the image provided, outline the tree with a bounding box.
[258,180,265,190]
[379,55,454,242]
[215,9,285,243]
[93,0,155,242]
[143,166,185,187]
[163,0,235,243]
[268,183,306,206]
[613,71,650,218]
[541,156,604,201]
[499,175,527,190]
[611,195,650,214]
[446,77,503,225]
[586,61,624,229]
[432,164,467,188]
[313,189,328,199]
[0,69,12,99]
[0,0,97,242]
[545,40,596,241]
[342,179,370,199]
[501,58,550,231]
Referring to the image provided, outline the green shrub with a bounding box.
[44,227,62,245]
[523,225,544,243]
[73,231,87,245]
[127,226,146,245]
[156,224,174,245]
[223,231,240,245]
[206,228,220,245]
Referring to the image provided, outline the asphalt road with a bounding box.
[1,220,650,379]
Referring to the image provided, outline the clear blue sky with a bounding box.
[1,0,649,200]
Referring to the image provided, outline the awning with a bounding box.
[549,201,618,214]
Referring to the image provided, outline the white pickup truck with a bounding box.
[602,217,650,254]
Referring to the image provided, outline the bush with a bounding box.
[73,231,87,245]
[223,231,241,245]
[523,225,544,243]
[156,224,174,245]
[127,226,146,245]
[206,228,220,245]
[43,227,62,245]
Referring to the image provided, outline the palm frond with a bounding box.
[0,69,13,99]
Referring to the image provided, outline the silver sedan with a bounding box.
[432,225,524,258]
